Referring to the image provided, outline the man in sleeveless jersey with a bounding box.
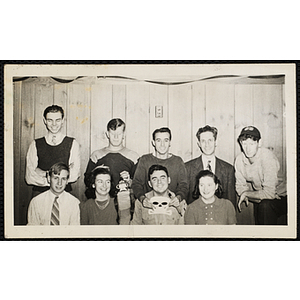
[25,105,80,197]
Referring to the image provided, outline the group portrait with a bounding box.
[4,63,297,238]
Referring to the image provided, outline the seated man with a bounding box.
[131,164,186,225]
[235,126,287,225]
[27,162,80,225]
[132,127,188,208]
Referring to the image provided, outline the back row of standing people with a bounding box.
[25,105,287,225]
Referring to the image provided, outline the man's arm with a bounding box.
[69,201,80,225]
[130,199,143,225]
[226,165,237,207]
[25,141,49,187]
[27,199,40,225]
[131,159,147,201]
[68,139,81,184]
[84,159,97,187]
[174,159,188,201]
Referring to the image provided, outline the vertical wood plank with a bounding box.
[34,83,54,139]
[90,82,113,153]
[13,82,22,225]
[253,84,284,177]
[149,84,169,151]
[67,83,91,201]
[112,84,126,122]
[53,83,68,136]
[126,83,150,156]
[20,82,36,224]
[168,84,192,162]
[205,82,235,165]
[234,84,254,158]
[191,82,206,159]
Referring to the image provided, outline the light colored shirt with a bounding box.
[27,190,80,225]
[25,133,80,186]
[235,147,285,199]
[201,155,216,174]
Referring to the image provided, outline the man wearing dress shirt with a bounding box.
[27,162,80,225]
[185,125,236,207]
[25,105,80,197]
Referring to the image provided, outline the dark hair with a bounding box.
[152,127,172,141]
[148,164,169,181]
[192,170,223,199]
[85,167,114,199]
[107,118,126,131]
[238,134,260,144]
[48,162,69,178]
[43,105,64,119]
[196,125,218,141]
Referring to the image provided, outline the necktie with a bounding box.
[52,135,57,145]
[207,160,212,172]
[50,196,60,225]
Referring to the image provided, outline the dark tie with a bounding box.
[50,196,60,225]
[207,160,212,172]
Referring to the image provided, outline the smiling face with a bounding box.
[49,170,69,196]
[44,112,64,135]
[199,176,218,201]
[94,174,111,198]
[148,170,170,196]
[152,132,171,158]
[198,131,216,156]
[241,138,259,159]
[106,125,125,148]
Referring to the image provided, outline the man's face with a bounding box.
[48,170,69,196]
[149,170,170,195]
[94,174,111,197]
[198,131,216,156]
[152,132,171,156]
[241,138,259,159]
[107,125,125,147]
[44,112,64,134]
[199,176,217,200]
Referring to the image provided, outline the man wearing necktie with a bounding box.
[27,162,80,225]
[185,125,236,207]
[25,105,80,198]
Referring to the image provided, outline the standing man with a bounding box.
[185,125,236,206]
[27,162,80,226]
[235,126,287,225]
[84,118,139,224]
[26,105,80,197]
[131,127,188,208]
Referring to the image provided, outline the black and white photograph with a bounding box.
[4,63,297,238]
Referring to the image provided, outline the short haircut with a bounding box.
[107,118,126,131]
[192,170,223,199]
[48,162,69,178]
[148,164,169,181]
[43,105,64,119]
[85,166,114,199]
[152,127,172,141]
[196,125,218,141]
[238,134,260,144]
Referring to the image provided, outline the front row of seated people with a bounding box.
[26,105,287,226]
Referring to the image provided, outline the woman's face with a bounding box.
[199,176,218,200]
[94,174,111,197]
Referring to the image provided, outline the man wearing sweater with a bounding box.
[131,127,188,208]
[185,125,236,206]
[235,126,287,225]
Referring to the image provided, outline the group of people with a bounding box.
[26,105,287,226]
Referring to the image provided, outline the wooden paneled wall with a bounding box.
[13,77,286,225]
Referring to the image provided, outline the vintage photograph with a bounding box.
[4,63,297,238]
